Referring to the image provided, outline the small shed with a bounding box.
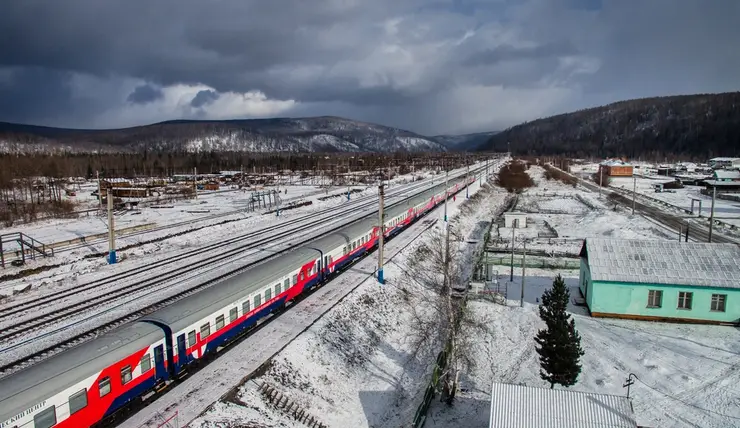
[489,383,637,428]
[579,238,740,324]
[504,212,527,228]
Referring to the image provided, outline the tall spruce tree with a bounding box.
[534,274,585,389]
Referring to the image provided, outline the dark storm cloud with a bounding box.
[0,0,738,134]
[127,84,164,104]
[190,90,220,108]
[462,42,578,67]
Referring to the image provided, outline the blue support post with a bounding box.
[378,267,384,284]
[108,250,117,265]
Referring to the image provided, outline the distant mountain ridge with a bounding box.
[432,131,500,151]
[0,116,448,154]
[478,92,740,158]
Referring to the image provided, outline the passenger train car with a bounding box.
[0,175,474,428]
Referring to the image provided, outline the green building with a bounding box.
[579,238,740,325]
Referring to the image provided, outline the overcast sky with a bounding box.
[0,0,738,135]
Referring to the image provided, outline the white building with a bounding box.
[489,383,638,428]
[503,212,527,228]
[708,157,740,169]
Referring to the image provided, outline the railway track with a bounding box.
[0,177,441,334]
[577,177,738,245]
[52,186,359,254]
[0,166,488,376]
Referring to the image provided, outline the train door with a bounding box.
[153,344,166,380]
[177,334,188,367]
[324,255,330,275]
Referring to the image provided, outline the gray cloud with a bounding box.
[0,0,738,134]
[127,84,164,104]
[190,89,220,108]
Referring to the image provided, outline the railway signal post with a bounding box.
[378,183,385,284]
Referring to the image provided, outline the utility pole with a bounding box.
[708,186,716,243]
[444,167,449,222]
[193,166,197,200]
[520,240,526,307]
[631,174,636,215]
[378,183,385,284]
[107,185,116,265]
[466,162,470,199]
[510,220,517,281]
[96,170,102,213]
[598,166,603,199]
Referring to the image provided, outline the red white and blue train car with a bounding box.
[0,174,475,428]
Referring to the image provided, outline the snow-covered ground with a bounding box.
[496,166,679,255]
[427,269,740,428]
[571,162,740,230]
[115,159,740,428]
[426,164,740,428]
[118,169,505,428]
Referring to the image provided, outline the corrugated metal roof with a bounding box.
[713,170,740,180]
[489,383,636,428]
[584,238,740,289]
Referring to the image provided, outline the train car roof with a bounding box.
[142,247,319,332]
[0,321,162,424]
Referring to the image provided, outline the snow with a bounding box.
[427,269,740,428]
[118,167,505,428]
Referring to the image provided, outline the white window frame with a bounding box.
[710,294,727,312]
[647,290,662,308]
[677,291,693,310]
[121,365,133,385]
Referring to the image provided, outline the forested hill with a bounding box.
[478,92,740,159]
[0,116,447,154]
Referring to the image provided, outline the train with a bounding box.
[0,174,474,428]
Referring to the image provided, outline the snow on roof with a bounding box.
[488,383,636,428]
[582,238,740,289]
[709,157,740,162]
[713,170,740,180]
[704,180,740,187]
[600,159,632,167]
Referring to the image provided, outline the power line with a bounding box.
[632,374,740,422]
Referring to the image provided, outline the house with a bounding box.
[712,169,740,182]
[488,382,638,428]
[708,157,740,169]
[600,159,634,177]
[503,212,527,228]
[702,180,740,193]
[579,238,740,324]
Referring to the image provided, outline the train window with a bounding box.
[121,365,133,385]
[343,246,347,255]
[188,330,196,347]
[292,274,298,285]
[265,289,272,301]
[215,315,225,330]
[242,301,250,315]
[284,278,290,289]
[229,307,238,323]
[275,284,281,295]
[33,406,56,428]
[99,377,111,397]
[254,294,262,308]
[140,353,151,373]
[299,271,305,281]
[200,323,211,339]
[69,388,87,415]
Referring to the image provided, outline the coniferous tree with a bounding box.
[534,275,585,389]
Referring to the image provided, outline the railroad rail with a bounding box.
[0,164,489,376]
[571,171,738,245]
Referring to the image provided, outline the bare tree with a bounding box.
[395,225,489,404]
